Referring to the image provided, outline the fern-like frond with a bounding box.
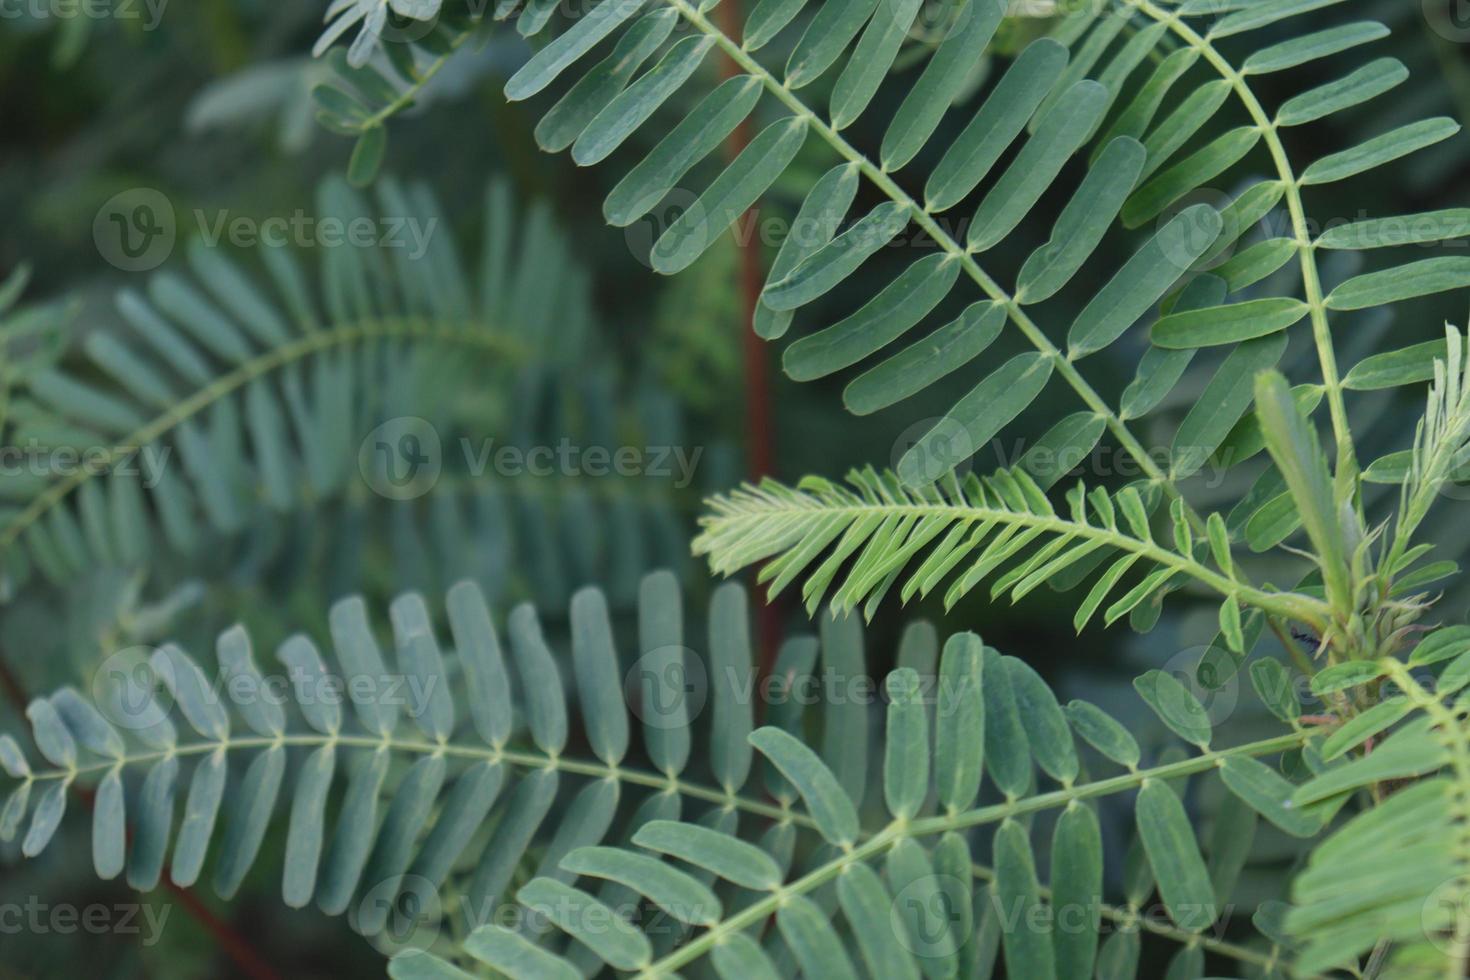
[353,616,1323,979]
[412,0,1459,500]
[0,175,684,611]
[694,465,1331,634]
[1283,651,1470,977]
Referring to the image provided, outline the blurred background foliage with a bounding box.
[1,0,1469,976]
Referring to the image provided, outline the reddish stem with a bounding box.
[715,0,782,681]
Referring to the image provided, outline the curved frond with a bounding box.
[0,175,685,610]
[694,465,1331,631]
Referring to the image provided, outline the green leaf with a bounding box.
[994,819,1055,979]
[1136,779,1217,932]
[651,116,809,275]
[1067,204,1222,358]
[967,81,1109,251]
[981,647,1031,799]
[1253,370,1349,609]
[390,593,456,742]
[1051,802,1102,978]
[1310,659,1386,696]
[571,36,715,166]
[213,746,286,899]
[462,925,579,980]
[784,254,959,381]
[604,75,762,227]
[1318,209,1470,250]
[882,668,929,819]
[843,301,1004,416]
[560,846,721,925]
[1277,57,1406,127]
[1252,655,1299,725]
[127,758,177,890]
[1242,22,1389,74]
[1152,298,1308,349]
[446,581,513,749]
[282,745,335,907]
[935,632,984,811]
[347,126,386,187]
[1410,626,1470,666]
[762,201,911,311]
[22,781,66,858]
[1017,138,1147,304]
[709,582,755,792]
[1006,657,1077,784]
[784,0,880,88]
[897,353,1053,486]
[879,0,1005,170]
[535,9,678,153]
[504,0,650,101]
[632,821,782,891]
[754,163,859,340]
[1320,697,1412,761]
[711,932,781,979]
[777,895,860,979]
[1219,756,1319,837]
[516,878,651,971]
[329,596,398,737]
[748,727,859,846]
[829,0,924,129]
[1133,669,1212,748]
[1063,699,1140,768]
[388,951,477,980]
[838,862,922,980]
[1301,117,1460,185]
[569,587,630,765]
[1343,339,1445,390]
[1122,126,1260,227]
[924,38,1069,213]
[92,768,126,880]
[1326,257,1470,310]
[171,749,226,887]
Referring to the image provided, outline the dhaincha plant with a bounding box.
[5,0,1470,978]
